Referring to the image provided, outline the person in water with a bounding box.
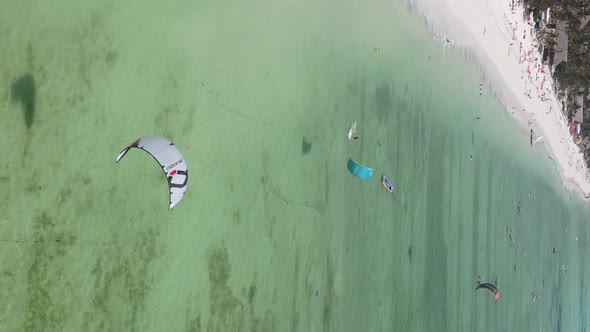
[353,136,359,140]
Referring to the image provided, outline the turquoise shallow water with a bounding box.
[1,0,589,331]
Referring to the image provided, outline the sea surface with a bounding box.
[1,0,589,331]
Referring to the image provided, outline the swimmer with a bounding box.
[506,226,515,247]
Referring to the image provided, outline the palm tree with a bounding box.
[544,30,559,48]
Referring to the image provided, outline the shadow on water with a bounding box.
[301,137,312,154]
[11,74,36,128]
[374,81,393,121]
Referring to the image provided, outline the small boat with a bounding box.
[381,175,394,193]
[347,121,357,141]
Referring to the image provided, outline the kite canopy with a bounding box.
[347,156,374,180]
[116,136,188,209]
[476,283,500,303]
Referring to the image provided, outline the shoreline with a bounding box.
[406,0,590,200]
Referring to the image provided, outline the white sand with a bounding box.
[406,0,590,199]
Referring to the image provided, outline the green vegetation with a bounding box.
[525,0,590,161]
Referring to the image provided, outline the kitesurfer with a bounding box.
[347,121,358,142]
[475,282,500,303]
[116,136,189,209]
[347,156,374,180]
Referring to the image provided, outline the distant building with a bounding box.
[552,20,569,73]
[539,16,568,73]
[574,95,584,124]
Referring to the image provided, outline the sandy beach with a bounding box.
[409,0,590,199]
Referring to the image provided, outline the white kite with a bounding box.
[116,136,188,209]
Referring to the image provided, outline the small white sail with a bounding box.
[347,121,357,141]
[532,136,544,145]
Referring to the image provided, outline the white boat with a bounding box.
[381,175,394,193]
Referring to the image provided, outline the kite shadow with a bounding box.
[11,74,36,128]
[301,137,312,154]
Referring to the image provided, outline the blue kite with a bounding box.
[347,156,374,180]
